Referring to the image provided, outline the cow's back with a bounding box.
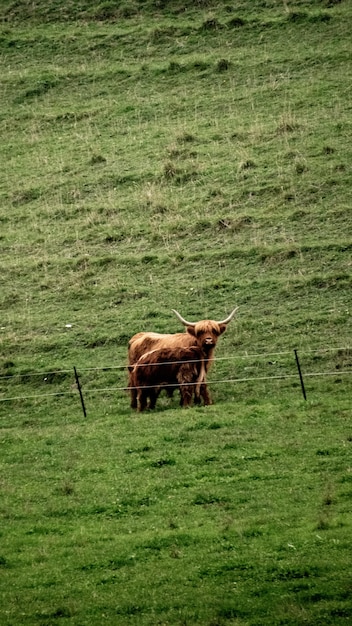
[128,331,195,365]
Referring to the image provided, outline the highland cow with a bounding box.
[128,308,238,409]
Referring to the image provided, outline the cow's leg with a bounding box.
[200,384,212,405]
[193,391,201,405]
[130,388,138,409]
[180,385,192,407]
[128,368,138,409]
[138,389,148,412]
[148,388,157,410]
[178,365,192,407]
[193,386,201,405]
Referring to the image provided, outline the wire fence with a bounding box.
[0,346,351,407]
[0,345,349,381]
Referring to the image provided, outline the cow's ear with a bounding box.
[186,325,196,337]
[218,324,227,335]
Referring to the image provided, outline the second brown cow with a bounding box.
[129,346,205,412]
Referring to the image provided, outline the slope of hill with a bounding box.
[1,1,351,378]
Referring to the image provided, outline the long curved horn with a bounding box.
[216,307,239,325]
[171,309,196,327]
[172,307,239,328]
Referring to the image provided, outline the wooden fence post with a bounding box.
[74,366,87,417]
[294,349,307,401]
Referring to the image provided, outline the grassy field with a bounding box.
[1,0,352,624]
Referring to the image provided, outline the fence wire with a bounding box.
[0,345,350,380]
[0,368,351,403]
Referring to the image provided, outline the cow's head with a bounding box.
[172,308,238,354]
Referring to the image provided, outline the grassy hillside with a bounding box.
[1,1,352,624]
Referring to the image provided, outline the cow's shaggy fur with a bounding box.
[129,346,205,412]
[128,309,238,410]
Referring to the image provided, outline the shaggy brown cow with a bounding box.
[129,346,204,412]
[128,307,238,408]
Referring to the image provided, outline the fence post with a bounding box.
[294,349,307,401]
[74,366,87,417]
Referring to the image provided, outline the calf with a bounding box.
[129,346,205,412]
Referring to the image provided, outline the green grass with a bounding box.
[1,395,352,624]
[0,0,352,624]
